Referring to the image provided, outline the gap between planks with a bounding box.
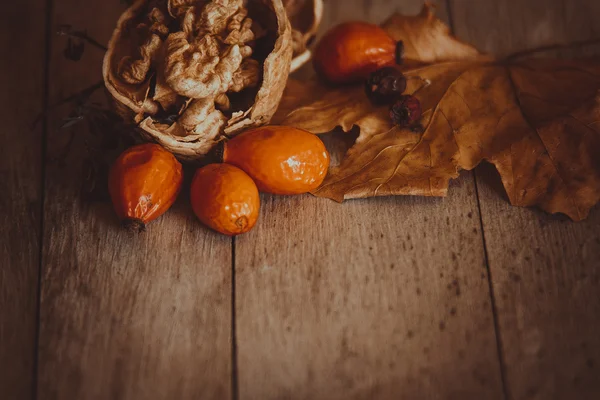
[472,170,509,400]
[450,0,600,398]
[33,0,56,398]
[231,236,239,400]
[443,1,509,397]
[37,0,233,398]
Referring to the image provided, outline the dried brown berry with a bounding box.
[390,95,422,128]
[365,67,407,105]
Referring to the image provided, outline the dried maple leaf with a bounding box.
[381,5,481,64]
[273,4,600,221]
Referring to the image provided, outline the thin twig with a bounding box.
[54,81,104,106]
[504,38,600,62]
[31,81,104,129]
[57,25,108,51]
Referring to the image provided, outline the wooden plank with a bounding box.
[450,0,600,398]
[37,1,232,399]
[0,0,46,398]
[236,1,504,399]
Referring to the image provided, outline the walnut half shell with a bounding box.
[284,0,323,73]
[103,0,293,160]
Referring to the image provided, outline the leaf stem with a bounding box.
[504,38,600,61]
[57,25,108,52]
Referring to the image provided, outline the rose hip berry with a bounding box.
[190,164,260,236]
[313,22,403,84]
[222,126,330,195]
[109,143,183,233]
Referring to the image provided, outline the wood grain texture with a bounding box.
[236,183,504,400]
[451,0,600,398]
[36,1,232,399]
[236,2,503,399]
[0,0,46,398]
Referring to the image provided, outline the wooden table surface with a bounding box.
[2,0,599,399]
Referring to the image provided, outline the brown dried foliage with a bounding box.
[274,4,600,221]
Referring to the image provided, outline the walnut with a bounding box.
[167,0,197,18]
[224,9,255,44]
[199,0,244,35]
[118,33,162,85]
[104,0,293,160]
[164,33,244,98]
[179,98,226,133]
[147,7,170,37]
[230,58,260,92]
[215,93,231,110]
[180,6,197,35]
[117,7,169,84]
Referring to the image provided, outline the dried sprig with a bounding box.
[37,24,137,202]
[57,24,107,62]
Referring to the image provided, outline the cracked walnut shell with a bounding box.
[103,0,293,160]
[283,0,323,72]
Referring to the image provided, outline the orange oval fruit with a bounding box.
[190,164,260,236]
[109,143,183,232]
[313,22,400,84]
[223,126,330,195]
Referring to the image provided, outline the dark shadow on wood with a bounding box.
[33,0,55,398]
[319,127,360,167]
